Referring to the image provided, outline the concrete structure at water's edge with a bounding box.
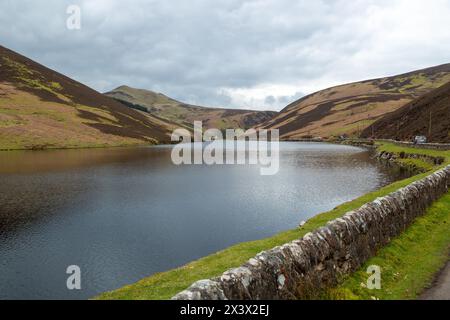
[172,166,450,300]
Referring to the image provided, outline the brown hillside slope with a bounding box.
[259,64,450,139]
[0,45,177,150]
[105,86,277,131]
[361,81,450,143]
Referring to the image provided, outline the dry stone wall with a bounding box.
[376,139,450,151]
[172,166,450,300]
[377,150,445,166]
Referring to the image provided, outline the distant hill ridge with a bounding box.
[2,43,450,149]
[259,63,450,140]
[0,45,182,150]
[104,86,277,131]
[0,45,274,150]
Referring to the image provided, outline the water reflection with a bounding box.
[0,142,401,299]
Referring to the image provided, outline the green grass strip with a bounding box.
[325,192,450,300]
[96,143,449,300]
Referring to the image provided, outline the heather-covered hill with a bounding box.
[0,45,177,150]
[259,64,450,140]
[105,86,277,131]
[362,81,450,143]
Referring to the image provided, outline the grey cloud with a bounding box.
[264,96,276,105]
[277,92,305,106]
[1,0,450,111]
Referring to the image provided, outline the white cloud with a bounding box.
[1,0,449,110]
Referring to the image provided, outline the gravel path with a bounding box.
[420,260,450,300]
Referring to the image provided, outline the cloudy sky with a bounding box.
[1,0,450,110]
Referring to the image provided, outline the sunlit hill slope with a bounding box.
[105,85,277,131]
[259,64,450,140]
[362,80,450,143]
[0,45,179,150]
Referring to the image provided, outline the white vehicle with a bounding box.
[414,136,427,144]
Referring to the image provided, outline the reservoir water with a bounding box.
[0,142,401,299]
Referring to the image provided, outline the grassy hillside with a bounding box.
[362,81,450,143]
[105,85,277,131]
[259,64,450,140]
[0,46,179,150]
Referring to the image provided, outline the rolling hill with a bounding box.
[361,81,450,143]
[104,86,277,131]
[0,45,182,150]
[0,44,274,151]
[259,64,450,140]
[3,43,448,149]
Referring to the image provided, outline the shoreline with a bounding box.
[2,140,447,299]
[96,142,450,300]
[0,139,355,153]
[0,141,159,152]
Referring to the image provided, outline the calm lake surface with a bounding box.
[0,142,401,299]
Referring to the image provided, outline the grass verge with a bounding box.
[96,142,449,300]
[324,192,450,300]
[376,142,450,160]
